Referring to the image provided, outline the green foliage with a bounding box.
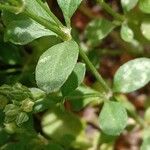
[99,101,128,135]
[36,40,79,93]
[141,19,150,40]
[0,0,150,149]
[139,0,150,14]
[57,0,82,26]
[120,23,134,42]
[113,58,150,93]
[2,7,56,45]
[121,0,138,12]
[85,19,115,46]
[61,62,86,96]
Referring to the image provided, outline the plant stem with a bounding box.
[79,48,112,96]
[36,0,64,27]
[24,9,70,41]
[97,0,125,22]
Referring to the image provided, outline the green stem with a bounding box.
[65,93,104,100]
[79,48,112,96]
[24,9,70,41]
[36,0,64,27]
[97,0,125,22]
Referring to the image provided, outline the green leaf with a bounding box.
[120,24,134,42]
[121,0,138,12]
[24,0,54,21]
[68,86,103,111]
[0,83,33,101]
[2,0,56,45]
[36,40,79,93]
[141,128,150,150]
[61,63,86,96]
[141,137,150,150]
[99,101,128,136]
[15,112,29,126]
[57,0,82,26]
[113,58,150,93]
[141,19,150,40]
[41,106,84,146]
[85,19,115,46]
[144,107,150,124]
[139,0,150,14]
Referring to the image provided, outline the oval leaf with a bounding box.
[2,0,56,45]
[99,101,128,136]
[113,58,150,93]
[61,63,86,96]
[85,19,115,46]
[141,19,150,40]
[139,0,150,14]
[121,0,138,12]
[57,0,82,26]
[120,24,134,42]
[36,40,79,93]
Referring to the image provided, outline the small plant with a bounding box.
[0,0,150,149]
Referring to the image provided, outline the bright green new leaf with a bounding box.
[57,0,82,25]
[99,101,128,136]
[139,0,150,14]
[141,137,150,150]
[85,19,115,46]
[141,128,150,150]
[120,24,134,42]
[113,58,150,93]
[141,20,150,40]
[121,0,138,12]
[61,63,86,96]
[2,0,56,45]
[36,40,79,93]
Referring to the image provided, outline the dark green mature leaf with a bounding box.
[113,58,150,93]
[141,19,150,40]
[99,101,128,136]
[85,19,115,46]
[121,0,138,12]
[57,0,82,26]
[61,63,86,96]
[120,24,134,42]
[2,0,56,45]
[36,40,79,93]
[139,0,150,14]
